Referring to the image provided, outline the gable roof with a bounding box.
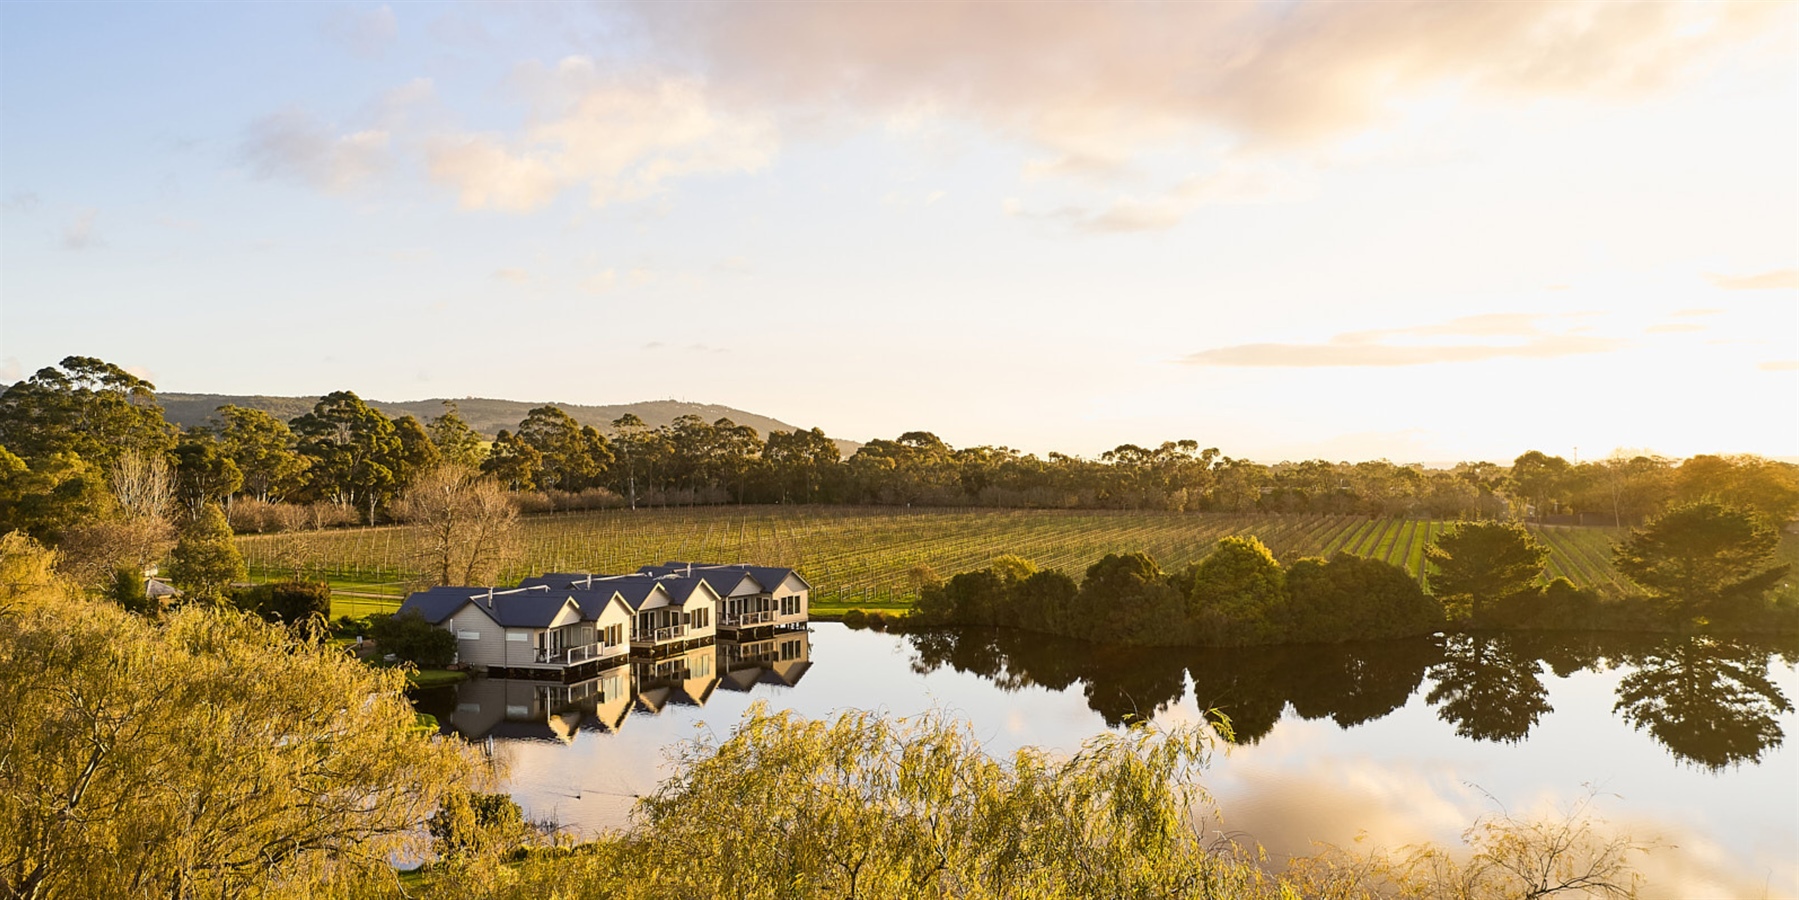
[484,592,582,629]
[642,562,811,594]
[642,575,721,606]
[570,589,635,620]
[398,585,574,628]
[595,579,671,611]
[397,587,487,625]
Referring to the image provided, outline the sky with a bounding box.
[2,1,1795,464]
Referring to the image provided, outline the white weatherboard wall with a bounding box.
[594,596,633,649]
[681,587,719,642]
[774,573,809,626]
[443,604,505,668]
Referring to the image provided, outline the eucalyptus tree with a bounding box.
[0,355,175,467]
[171,431,243,518]
[1672,454,1799,525]
[428,402,487,468]
[480,429,542,491]
[289,391,402,522]
[214,405,308,502]
[516,405,609,491]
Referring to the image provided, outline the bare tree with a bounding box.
[56,452,178,591]
[109,451,174,523]
[394,466,520,587]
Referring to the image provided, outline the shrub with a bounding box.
[265,581,332,624]
[428,790,529,859]
[370,609,458,668]
[1282,553,1443,642]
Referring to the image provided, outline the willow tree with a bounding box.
[0,593,479,899]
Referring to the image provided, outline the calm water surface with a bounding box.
[413,625,1799,898]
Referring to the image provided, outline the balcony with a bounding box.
[535,642,628,666]
[725,610,773,628]
[633,624,689,646]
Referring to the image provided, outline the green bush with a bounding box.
[1282,553,1444,642]
[428,790,528,859]
[107,567,150,615]
[264,581,331,623]
[369,609,458,668]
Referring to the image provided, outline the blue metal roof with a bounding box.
[397,587,485,624]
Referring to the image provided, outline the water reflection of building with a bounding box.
[446,664,636,744]
[434,628,818,744]
[718,630,813,693]
[633,644,720,714]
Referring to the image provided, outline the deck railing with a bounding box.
[563,642,627,665]
[638,624,688,643]
[727,610,774,627]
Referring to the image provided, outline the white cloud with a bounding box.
[1011,160,1318,233]
[582,270,618,294]
[2,192,41,213]
[241,110,391,191]
[626,0,1791,170]
[1707,267,1799,291]
[322,5,398,60]
[61,208,101,250]
[425,65,777,213]
[1187,314,1628,367]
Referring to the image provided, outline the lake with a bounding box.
[412,625,1799,898]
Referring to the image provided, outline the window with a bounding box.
[458,631,482,640]
[692,608,709,629]
[505,632,528,642]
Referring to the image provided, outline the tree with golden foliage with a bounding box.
[0,585,480,899]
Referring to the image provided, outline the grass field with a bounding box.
[233,505,1798,617]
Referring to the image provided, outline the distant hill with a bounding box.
[158,393,862,456]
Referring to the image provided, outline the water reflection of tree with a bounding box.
[1425,634,1553,743]
[1283,639,1440,728]
[904,626,1799,764]
[905,629,1439,739]
[906,628,1187,727]
[1613,635,1793,770]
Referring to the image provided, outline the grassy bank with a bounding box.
[405,668,468,689]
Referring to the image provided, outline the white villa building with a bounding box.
[396,562,806,677]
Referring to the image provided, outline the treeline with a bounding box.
[912,542,1445,646]
[908,509,1797,645]
[4,356,1797,546]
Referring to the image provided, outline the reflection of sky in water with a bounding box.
[437,625,1798,900]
